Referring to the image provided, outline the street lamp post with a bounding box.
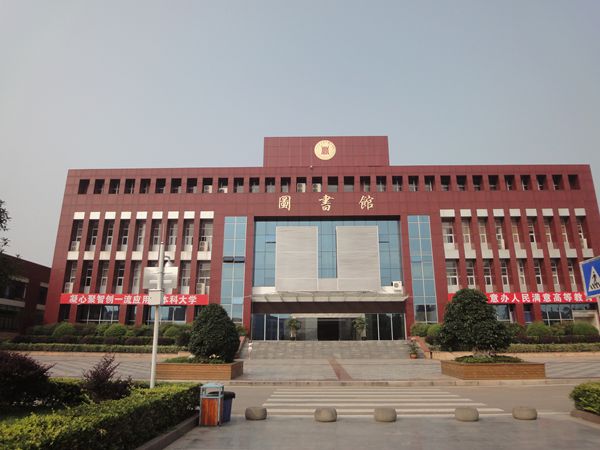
[149,242,165,389]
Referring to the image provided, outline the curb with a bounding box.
[227,378,600,387]
[570,409,600,425]
[136,415,197,450]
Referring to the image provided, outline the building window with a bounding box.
[167,220,178,251]
[179,262,191,294]
[76,305,120,323]
[483,260,493,289]
[145,306,186,324]
[118,220,129,251]
[442,220,454,244]
[500,260,510,289]
[360,176,370,193]
[202,178,213,193]
[250,178,260,193]
[534,260,544,290]
[494,305,512,322]
[518,260,527,290]
[312,177,322,193]
[93,179,104,194]
[456,176,466,191]
[130,261,141,293]
[528,219,537,244]
[536,175,547,190]
[70,220,83,251]
[466,260,476,288]
[113,261,125,294]
[424,176,434,192]
[327,177,339,193]
[196,262,211,295]
[568,174,580,190]
[343,176,354,192]
[96,261,109,293]
[511,218,521,245]
[155,178,166,193]
[140,178,151,194]
[577,218,589,248]
[183,220,194,251]
[568,260,577,290]
[560,218,571,246]
[440,176,450,191]
[521,175,530,191]
[461,219,472,245]
[281,177,291,193]
[505,175,515,191]
[150,220,161,251]
[107,179,119,194]
[102,220,114,251]
[296,177,307,193]
[221,216,247,322]
[170,178,182,193]
[64,261,77,293]
[78,179,89,194]
[199,220,213,252]
[81,262,93,294]
[86,220,99,251]
[265,178,276,193]
[186,178,197,193]
[472,175,482,191]
[218,178,229,193]
[544,218,553,245]
[392,176,402,192]
[134,220,145,251]
[446,261,458,288]
[478,219,488,245]
[552,174,563,190]
[551,259,561,291]
[408,216,437,323]
[408,176,418,192]
[488,175,498,191]
[376,176,386,192]
[495,219,505,249]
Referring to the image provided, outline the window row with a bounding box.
[445,258,581,293]
[77,173,582,195]
[63,260,211,296]
[68,218,214,254]
[441,216,591,250]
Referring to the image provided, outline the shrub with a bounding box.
[57,335,79,344]
[550,323,568,336]
[81,335,105,345]
[74,323,97,336]
[0,342,182,353]
[103,336,124,345]
[163,324,185,339]
[570,382,600,416]
[43,378,89,408]
[81,354,132,402]
[508,343,600,352]
[176,329,191,347]
[571,321,599,337]
[52,322,77,337]
[26,323,58,336]
[0,384,200,450]
[410,323,430,337]
[0,350,53,406]
[504,322,526,340]
[104,323,128,337]
[426,324,442,340]
[189,304,239,363]
[236,324,248,336]
[526,321,552,337]
[124,337,149,345]
[95,323,111,336]
[438,289,511,354]
[455,355,523,364]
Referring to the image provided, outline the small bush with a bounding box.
[455,355,523,364]
[426,324,442,340]
[571,321,599,337]
[43,378,89,408]
[74,323,97,336]
[410,323,430,337]
[52,322,77,337]
[526,321,552,338]
[189,304,239,363]
[103,336,124,345]
[504,322,526,340]
[0,384,200,450]
[95,323,111,336]
[0,350,53,406]
[82,354,132,402]
[570,382,600,415]
[104,323,128,337]
[81,335,105,345]
[26,323,58,336]
[236,324,248,336]
[57,335,79,344]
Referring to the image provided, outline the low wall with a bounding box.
[441,360,546,380]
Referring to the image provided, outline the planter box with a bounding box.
[441,360,545,380]
[157,360,243,381]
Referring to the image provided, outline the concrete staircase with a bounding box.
[243,340,411,359]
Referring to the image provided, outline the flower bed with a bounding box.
[441,359,545,380]
[0,384,200,449]
[157,360,243,381]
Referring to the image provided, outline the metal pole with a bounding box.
[150,241,165,388]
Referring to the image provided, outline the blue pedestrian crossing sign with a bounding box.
[580,256,600,299]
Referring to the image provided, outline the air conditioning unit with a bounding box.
[196,282,206,295]
[297,183,306,193]
[218,187,228,193]
[392,281,403,291]
[203,185,213,193]
[64,282,74,293]
[199,241,209,251]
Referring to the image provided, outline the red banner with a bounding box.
[60,293,209,306]
[447,291,595,304]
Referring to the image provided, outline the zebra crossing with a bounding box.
[262,387,504,417]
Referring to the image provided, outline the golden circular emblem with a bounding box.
[314,140,336,160]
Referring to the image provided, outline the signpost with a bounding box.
[580,256,600,301]
[143,242,178,388]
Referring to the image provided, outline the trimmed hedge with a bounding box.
[570,382,600,416]
[0,343,183,353]
[0,384,200,450]
[512,335,600,344]
[410,323,430,337]
[11,335,176,346]
[508,343,600,353]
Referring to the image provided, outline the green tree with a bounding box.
[188,304,239,362]
[0,199,14,290]
[438,288,511,355]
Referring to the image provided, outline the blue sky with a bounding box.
[1,0,599,265]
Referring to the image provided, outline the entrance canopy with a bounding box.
[252,286,408,303]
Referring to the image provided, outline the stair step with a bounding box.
[246,341,412,359]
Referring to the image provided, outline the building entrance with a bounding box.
[317,318,340,340]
